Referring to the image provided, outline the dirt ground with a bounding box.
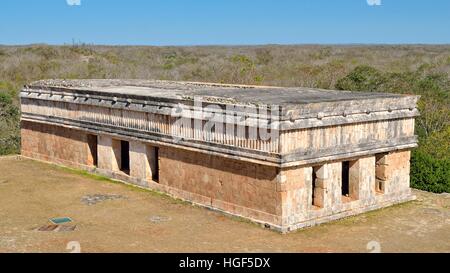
[0,156,449,253]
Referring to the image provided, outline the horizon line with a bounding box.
[1,42,450,47]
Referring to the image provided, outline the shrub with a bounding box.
[411,149,450,193]
[0,134,20,155]
[411,128,450,193]
[255,48,273,65]
[419,127,450,160]
[0,81,17,98]
[0,92,12,105]
[335,65,384,92]
[231,54,255,74]
[0,92,19,122]
[0,92,20,155]
[68,44,95,56]
[25,45,60,60]
[416,96,450,138]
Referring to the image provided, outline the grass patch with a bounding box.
[205,206,266,229]
[53,163,192,205]
[332,200,417,227]
[292,200,418,232]
[57,166,112,182]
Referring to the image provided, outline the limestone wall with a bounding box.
[20,121,414,231]
[376,151,411,195]
[277,152,412,230]
[158,147,282,224]
[21,121,92,169]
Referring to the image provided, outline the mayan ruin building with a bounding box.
[20,79,420,232]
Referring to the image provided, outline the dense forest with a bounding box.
[0,44,448,192]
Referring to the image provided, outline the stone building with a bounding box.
[20,79,419,232]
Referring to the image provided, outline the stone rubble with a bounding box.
[81,194,127,206]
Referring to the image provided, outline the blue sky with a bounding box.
[1,0,449,45]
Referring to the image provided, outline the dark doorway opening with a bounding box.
[120,140,130,174]
[342,161,350,196]
[87,135,98,167]
[375,154,387,194]
[153,147,159,182]
[311,169,317,206]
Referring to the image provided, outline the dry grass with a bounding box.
[1,44,449,93]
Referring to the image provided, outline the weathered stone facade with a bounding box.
[20,79,419,232]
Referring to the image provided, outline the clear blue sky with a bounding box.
[1,0,449,45]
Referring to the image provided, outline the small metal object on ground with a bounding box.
[36,224,59,232]
[50,217,73,225]
[35,224,77,232]
[149,215,172,223]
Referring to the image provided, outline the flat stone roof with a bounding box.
[28,79,406,106]
[22,79,420,165]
